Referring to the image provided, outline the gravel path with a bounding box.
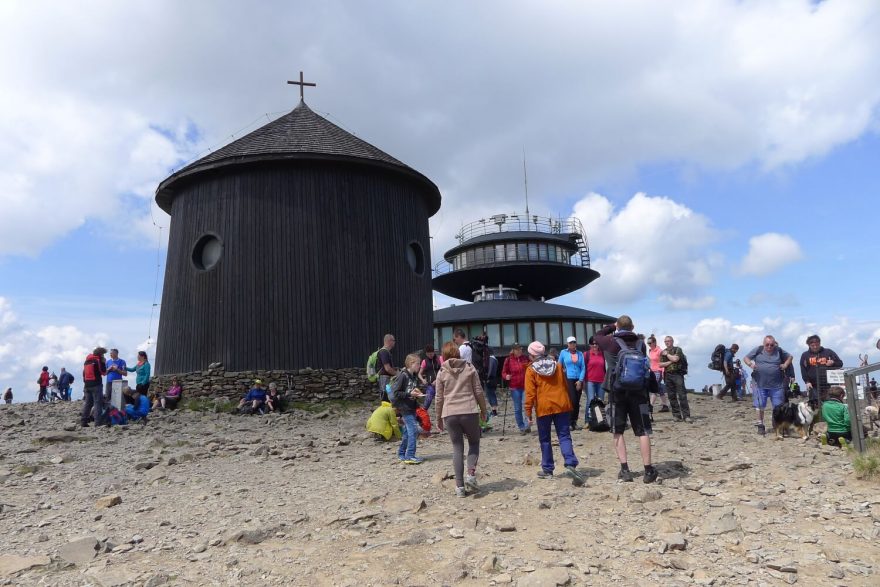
[1,395,877,586]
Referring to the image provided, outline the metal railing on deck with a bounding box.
[433,213,591,276]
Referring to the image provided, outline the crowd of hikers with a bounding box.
[17,347,179,427]
[4,324,876,495]
[365,320,878,497]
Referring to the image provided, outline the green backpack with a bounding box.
[366,347,384,383]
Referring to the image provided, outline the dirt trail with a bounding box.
[1,395,877,586]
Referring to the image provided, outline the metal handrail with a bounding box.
[843,362,880,453]
[432,256,581,277]
[435,213,591,275]
[432,212,590,276]
[455,213,579,243]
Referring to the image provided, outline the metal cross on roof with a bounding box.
[287,71,316,101]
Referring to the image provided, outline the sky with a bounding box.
[2,0,880,402]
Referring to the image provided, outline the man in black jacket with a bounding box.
[799,335,842,403]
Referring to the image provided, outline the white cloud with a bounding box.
[0,297,149,403]
[669,315,880,388]
[573,192,721,304]
[659,295,717,311]
[2,1,880,258]
[740,232,804,276]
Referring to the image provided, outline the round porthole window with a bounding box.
[192,234,223,271]
[406,241,425,275]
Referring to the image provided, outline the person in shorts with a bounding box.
[594,315,658,484]
[744,335,792,436]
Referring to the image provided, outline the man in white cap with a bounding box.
[559,336,586,429]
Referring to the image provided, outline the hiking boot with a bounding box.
[491,409,498,417]
[404,457,424,465]
[618,468,634,482]
[455,486,467,498]
[464,474,478,493]
[684,417,694,424]
[519,427,531,435]
[537,469,553,479]
[659,406,670,413]
[756,423,766,436]
[643,466,658,484]
[565,465,585,487]
[570,422,581,431]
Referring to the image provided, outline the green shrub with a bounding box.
[851,438,880,481]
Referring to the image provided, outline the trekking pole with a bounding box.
[501,381,509,437]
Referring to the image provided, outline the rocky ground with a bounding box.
[1,394,878,586]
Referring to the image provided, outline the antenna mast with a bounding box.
[523,148,530,216]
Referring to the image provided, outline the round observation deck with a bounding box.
[432,213,600,301]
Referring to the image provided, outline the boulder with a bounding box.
[0,554,51,577]
[95,494,122,508]
[59,536,99,565]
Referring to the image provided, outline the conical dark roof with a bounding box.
[156,101,440,213]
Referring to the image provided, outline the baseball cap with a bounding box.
[566,336,577,344]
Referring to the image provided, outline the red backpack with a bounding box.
[83,354,105,383]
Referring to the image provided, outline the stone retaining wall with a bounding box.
[149,367,376,403]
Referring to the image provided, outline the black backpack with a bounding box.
[586,397,611,432]
[708,345,726,371]
[468,338,492,382]
[419,352,441,383]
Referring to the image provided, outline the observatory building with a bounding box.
[432,213,614,352]
[154,87,440,375]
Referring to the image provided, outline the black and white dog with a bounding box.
[772,399,818,441]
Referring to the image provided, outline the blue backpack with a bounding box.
[612,338,650,393]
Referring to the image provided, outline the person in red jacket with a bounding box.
[584,337,606,406]
[502,343,532,434]
[37,367,50,402]
[81,347,108,427]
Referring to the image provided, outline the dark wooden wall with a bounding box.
[155,161,434,374]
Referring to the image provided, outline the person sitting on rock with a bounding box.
[821,386,852,447]
[266,382,284,413]
[124,389,151,422]
[366,400,401,441]
[239,380,267,415]
[154,377,182,410]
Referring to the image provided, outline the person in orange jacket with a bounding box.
[525,341,585,486]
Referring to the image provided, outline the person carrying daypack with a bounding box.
[391,354,425,464]
[594,315,658,484]
[81,347,108,427]
[660,336,691,423]
[453,329,492,384]
[418,345,443,410]
[371,334,398,403]
[58,368,75,401]
[709,344,726,371]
